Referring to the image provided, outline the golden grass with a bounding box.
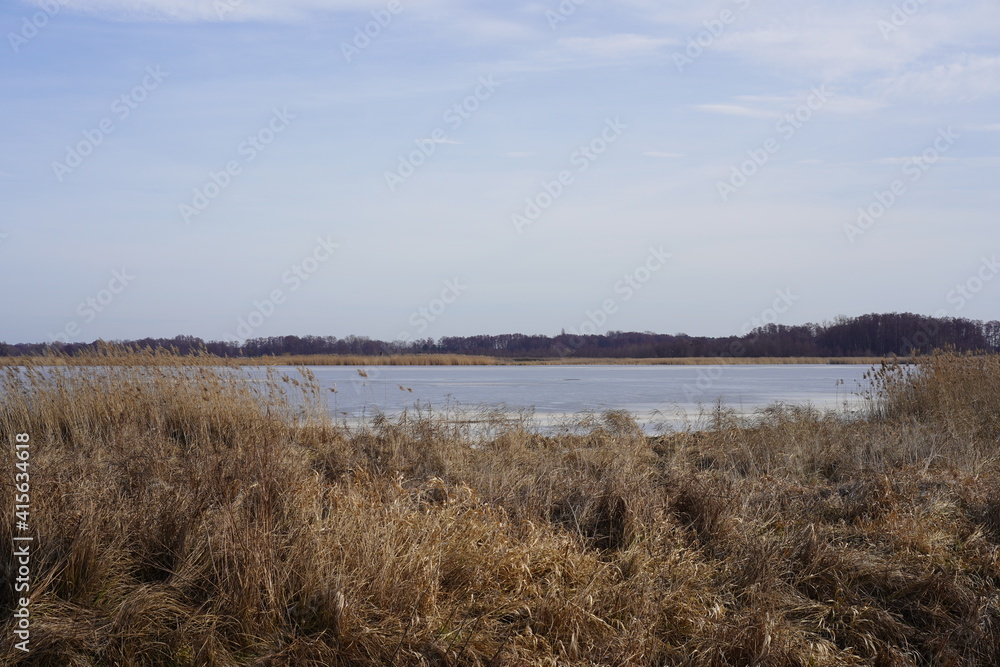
[0,350,893,367]
[863,348,1000,441]
[0,352,501,367]
[0,349,998,664]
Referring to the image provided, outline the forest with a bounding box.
[2,312,998,360]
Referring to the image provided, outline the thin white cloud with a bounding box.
[962,156,1000,167]
[732,92,886,116]
[876,55,1000,103]
[644,151,682,158]
[822,96,887,114]
[708,2,1000,82]
[733,94,800,105]
[696,104,773,119]
[501,32,679,74]
[450,15,537,41]
[555,34,677,58]
[874,156,957,165]
[24,0,428,22]
[717,25,899,79]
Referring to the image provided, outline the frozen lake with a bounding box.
[249,364,874,431]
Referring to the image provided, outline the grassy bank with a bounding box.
[0,351,893,367]
[1,351,999,665]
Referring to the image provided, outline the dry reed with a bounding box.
[0,348,997,665]
[0,351,891,367]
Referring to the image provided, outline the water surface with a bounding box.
[249,364,873,431]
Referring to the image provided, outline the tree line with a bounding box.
[3,312,998,360]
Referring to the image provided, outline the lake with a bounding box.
[250,364,874,431]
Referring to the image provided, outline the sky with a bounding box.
[1,0,998,345]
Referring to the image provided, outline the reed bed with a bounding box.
[0,349,998,665]
[0,352,890,367]
[0,352,502,367]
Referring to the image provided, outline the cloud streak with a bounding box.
[23,0,387,22]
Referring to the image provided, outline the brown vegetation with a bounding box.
[0,349,999,665]
[0,350,890,367]
[0,351,501,367]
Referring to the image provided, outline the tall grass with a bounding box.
[863,349,1000,442]
[0,348,998,665]
[0,351,892,367]
[0,351,503,367]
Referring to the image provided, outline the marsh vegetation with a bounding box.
[1,350,999,665]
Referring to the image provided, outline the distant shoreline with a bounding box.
[0,353,906,367]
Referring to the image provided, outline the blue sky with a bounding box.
[1,0,998,345]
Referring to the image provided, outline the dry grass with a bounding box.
[863,349,1000,441]
[0,349,998,665]
[0,351,890,367]
[0,351,501,367]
